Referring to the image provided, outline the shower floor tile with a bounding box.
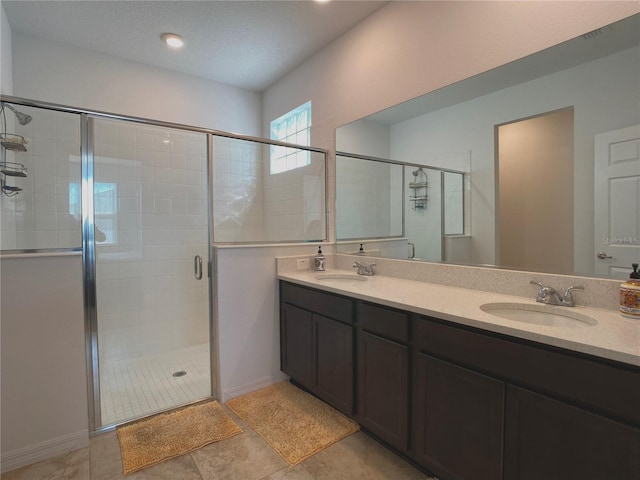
[99,343,211,427]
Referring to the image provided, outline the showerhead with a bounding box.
[4,103,32,126]
[412,169,419,176]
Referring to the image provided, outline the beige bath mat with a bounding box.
[116,400,242,475]
[226,381,359,465]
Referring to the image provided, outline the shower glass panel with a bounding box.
[92,118,211,427]
[443,171,465,235]
[335,154,403,240]
[212,136,326,243]
[0,103,81,250]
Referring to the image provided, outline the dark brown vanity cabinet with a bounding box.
[356,302,410,452]
[281,302,314,388]
[280,281,640,480]
[314,314,354,414]
[504,385,640,480]
[280,282,354,415]
[415,315,640,480]
[412,353,505,480]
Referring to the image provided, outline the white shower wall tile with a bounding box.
[210,136,324,243]
[1,107,80,249]
[91,120,210,365]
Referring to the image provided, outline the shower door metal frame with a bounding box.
[81,115,101,431]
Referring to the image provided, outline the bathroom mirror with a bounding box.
[335,14,640,280]
[335,155,403,241]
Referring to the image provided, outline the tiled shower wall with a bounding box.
[213,139,326,243]
[212,136,264,242]
[0,106,81,250]
[263,148,326,242]
[93,119,209,361]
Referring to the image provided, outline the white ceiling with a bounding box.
[2,0,387,92]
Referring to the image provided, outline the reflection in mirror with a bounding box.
[335,14,640,280]
[443,171,464,236]
[335,154,403,241]
[497,107,574,274]
[336,153,469,262]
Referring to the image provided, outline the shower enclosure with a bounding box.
[1,96,327,433]
[0,98,216,431]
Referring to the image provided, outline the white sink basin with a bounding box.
[480,302,597,328]
[314,273,369,283]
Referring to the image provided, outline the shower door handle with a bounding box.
[194,255,203,280]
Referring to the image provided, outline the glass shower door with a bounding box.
[90,117,211,428]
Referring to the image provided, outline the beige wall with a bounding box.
[263,1,639,132]
[498,108,574,274]
[11,32,262,137]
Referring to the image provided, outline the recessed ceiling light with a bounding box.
[161,33,184,49]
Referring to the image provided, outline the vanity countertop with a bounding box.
[277,270,640,367]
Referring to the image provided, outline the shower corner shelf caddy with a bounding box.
[1,134,28,196]
[409,181,428,209]
[1,133,28,152]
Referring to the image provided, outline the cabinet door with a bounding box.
[413,353,504,480]
[314,314,354,415]
[505,385,640,480]
[281,303,313,388]
[357,330,409,451]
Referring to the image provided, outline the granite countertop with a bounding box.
[277,270,640,367]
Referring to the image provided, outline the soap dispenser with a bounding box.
[314,246,326,272]
[620,263,640,319]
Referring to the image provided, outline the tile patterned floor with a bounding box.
[99,343,211,426]
[2,404,438,480]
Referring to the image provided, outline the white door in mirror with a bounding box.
[594,125,640,278]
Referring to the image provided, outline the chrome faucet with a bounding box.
[529,281,584,307]
[353,261,376,276]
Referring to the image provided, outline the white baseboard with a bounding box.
[1,430,89,474]
[221,374,288,403]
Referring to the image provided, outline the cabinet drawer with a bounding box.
[358,302,409,343]
[414,316,640,426]
[281,282,354,324]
